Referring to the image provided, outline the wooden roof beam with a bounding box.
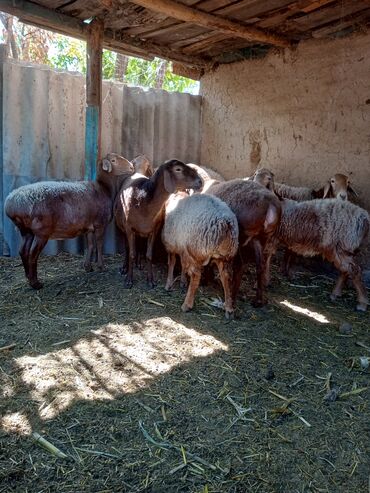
[130,0,292,48]
[0,0,210,67]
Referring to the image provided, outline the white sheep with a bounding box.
[272,198,369,311]
[186,163,225,192]
[274,173,357,201]
[162,192,239,318]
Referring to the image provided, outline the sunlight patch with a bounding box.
[16,317,228,419]
[1,412,32,435]
[280,300,330,324]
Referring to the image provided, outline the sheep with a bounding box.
[251,169,361,277]
[274,173,357,201]
[186,163,225,192]
[248,168,275,191]
[207,179,281,307]
[131,154,153,177]
[271,198,369,311]
[5,153,134,289]
[162,192,239,318]
[114,159,203,288]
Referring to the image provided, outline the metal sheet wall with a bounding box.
[1,60,202,256]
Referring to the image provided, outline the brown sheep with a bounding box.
[208,179,281,307]
[114,159,203,288]
[5,153,134,289]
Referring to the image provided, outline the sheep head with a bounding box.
[162,160,203,193]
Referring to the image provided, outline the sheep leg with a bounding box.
[146,227,160,289]
[330,273,348,300]
[84,231,94,272]
[214,259,234,319]
[27,236,47,289]
[19,231,34,278]
[262,236,278,287]
[180,267,187,289]
[182,266,201,313]
[252,239,266,307]
[95,227,106,272]
[165,253,177,291]
[282,248,295,279]
[125,229,136,288]
[351,269,368,312]
[331,253,368,311]
[120,233,129,275]
[231,252,244,308]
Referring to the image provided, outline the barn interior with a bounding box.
[1,2,370,492]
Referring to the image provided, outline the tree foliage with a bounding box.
[0,15,198,93]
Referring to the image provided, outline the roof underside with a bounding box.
[2,0,370,78]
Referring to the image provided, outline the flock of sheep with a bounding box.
[5,153,369,316]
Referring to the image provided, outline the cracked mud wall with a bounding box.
[200,32,370,211]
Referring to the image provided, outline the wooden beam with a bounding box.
[172,61,203,80]
[130,0,292,48]
[0,0,210,67]
[0,0,86,38]
[0,44,7,255]
[113,31,213,69]
[85,18,103,181]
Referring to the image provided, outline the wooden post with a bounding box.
[0,44,8,255]
[85,19,104,181]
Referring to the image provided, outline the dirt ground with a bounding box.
[0,253,369,493]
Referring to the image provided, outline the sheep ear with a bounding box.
[348,184,358,197]
[323,181,331,198]
[163,169,176,193]
[102,158,112,173]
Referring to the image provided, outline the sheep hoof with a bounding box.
[330,293,337,302]
[165,283,173,291]
[356,303,367,312]
[124,279,133,289]
[147,280,156,289]
[252,298,265,308]
[30,280,43,290]
[181,303,192,313]
[225,311,234,320]
[119,266,128,276]
[97,265,106,272]
[84,263,93,272]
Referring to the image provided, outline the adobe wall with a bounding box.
[200,32,370,210]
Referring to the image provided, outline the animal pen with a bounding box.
[1,1,370,492]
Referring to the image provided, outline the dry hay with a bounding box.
[0,253,369,493]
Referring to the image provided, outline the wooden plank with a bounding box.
[256,0,335,29]
[311,7,370,37]
[183,32,228,53]
[34,0,69,7]
[85,18,103,180]
[60,0,109,20]
[112,31,213,68]
[0,44,7,255]
[140,0,294,56]
[282,0,370,32]
[0,0,86,38]
[0,0,210,67]
[130,0,292,47]
[172,61,203,79]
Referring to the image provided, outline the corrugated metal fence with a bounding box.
[1,59,202,256]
